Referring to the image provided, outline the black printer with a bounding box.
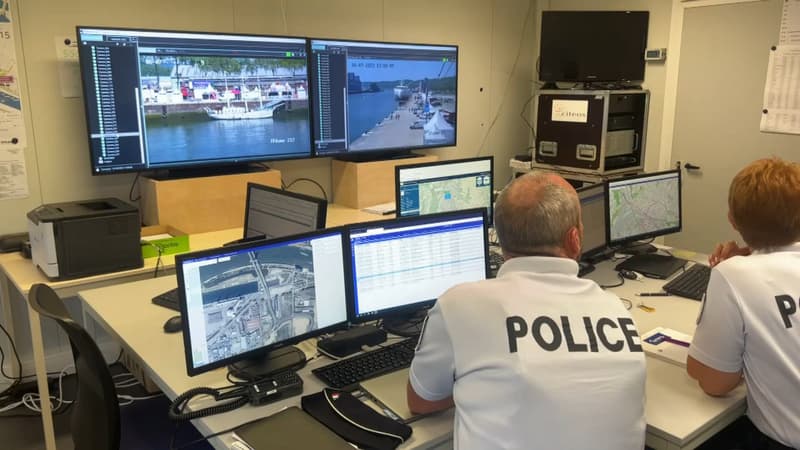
[27,198,143,280]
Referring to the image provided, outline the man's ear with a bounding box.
[564,226,582,260]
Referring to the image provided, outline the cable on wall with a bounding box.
[475,0,535,158]
[285,177,328,201]
[128,172,141,203]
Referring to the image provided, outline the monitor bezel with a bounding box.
[576,182,608,258]
[175,227,351,377]
[604,169,682,247]
[394,156,494,225]
[76,25,314,176]
[307,36,459,158]
[346,207,489,324]
[242,182,328,240]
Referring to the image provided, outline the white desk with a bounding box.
[0,203,389,450]
[586,257,746,450]
[79,276,453,450]
[76,252,747,450]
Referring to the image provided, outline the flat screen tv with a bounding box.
[539,11,649,83]
[309,39,458,159]
[77,27,312,175]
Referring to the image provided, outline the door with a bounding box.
[667,0,800,253]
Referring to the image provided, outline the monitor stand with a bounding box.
[578,261,595,278]
[579,248,614,277]
[617,241,658,256]
[227,346,306,382]
[382,309,429,337]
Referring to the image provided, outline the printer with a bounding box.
[27,198,143,280]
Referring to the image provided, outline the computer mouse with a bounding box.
[163,315,183,333]
[619,269,639,280]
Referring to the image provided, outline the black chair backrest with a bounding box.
[29,283,120,450]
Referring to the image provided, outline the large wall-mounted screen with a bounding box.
[310,39,458,157]
[77,27,312,174]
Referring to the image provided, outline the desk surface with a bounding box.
[77,252,747,450]
[79,276,452,450]
[586,258,746,447]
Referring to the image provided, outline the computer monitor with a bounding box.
[309,39,458,158]
[347,208,489,328]
[395,157,493,224]
[577,182,607,258]
[606,170,685,278]
[243,183,327,240]
[176,228,349,377]
[77,27,312,175]
[605,169,682,247]
[539,11,649,83]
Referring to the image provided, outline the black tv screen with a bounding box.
[77,27,312,175]
[310,39,458,157]
[539,11,649,83]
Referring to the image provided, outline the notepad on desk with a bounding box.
[232,406,352,450]
[641,327,692,367]
[362,201,396,215]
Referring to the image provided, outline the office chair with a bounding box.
[28,283,120,450]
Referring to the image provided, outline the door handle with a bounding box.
[684,163,701,171]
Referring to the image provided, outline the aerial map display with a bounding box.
[417,175,491,215]
[608,175,680,241]
[196,242,317,365]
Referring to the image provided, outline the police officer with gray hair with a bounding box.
[407,171,647,450]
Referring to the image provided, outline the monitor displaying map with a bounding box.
[606,170,682,245]
[396,156,493,224]
[176,229,348,376]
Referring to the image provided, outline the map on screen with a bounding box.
[608,172,680,242]
[418,175,491,215]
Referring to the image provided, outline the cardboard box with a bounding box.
[140,225,190,258]
[140,170,281,233]
[331,155,438,209]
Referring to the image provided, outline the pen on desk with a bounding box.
[664,336,691,347]
[637,292,671,297]
[382,210,396,216]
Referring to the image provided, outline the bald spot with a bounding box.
[503,173,579,212]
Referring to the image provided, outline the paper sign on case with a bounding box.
[551,99,588,123]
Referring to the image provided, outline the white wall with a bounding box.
[1,0,536,235]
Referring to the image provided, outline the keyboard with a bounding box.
[489,251,504,278]
[662,263,712,301]
[151,288,180,312]
[362,201,396,215]
[312,338,416,389]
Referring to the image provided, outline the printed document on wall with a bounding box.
[760,45,800,134]
[0,147,29,199]
[780,0,800,45]
[0,1,28,149]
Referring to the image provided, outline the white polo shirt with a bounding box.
[409,256,647,450]
[689,242,800,448]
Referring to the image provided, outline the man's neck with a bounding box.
[503,249,574,261]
